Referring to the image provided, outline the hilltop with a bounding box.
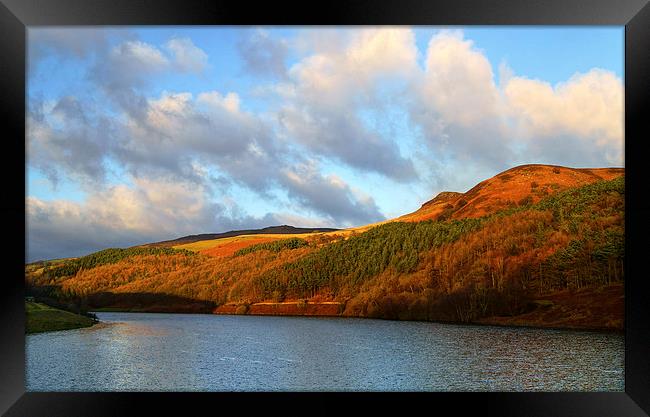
[25,164,625,331]
[141,225,339,248]
[398,165,623,222]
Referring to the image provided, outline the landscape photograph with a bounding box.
[25,26,624,391]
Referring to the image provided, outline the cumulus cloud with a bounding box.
[421,30,503,126]
[165,37,209,74]
[237,29,288,79]
[28,84,386,235]
[410,30,624,173]
[27,96,116,187]
[86,37,208,123]
[410,30,512,169]
[27,87,276,191]
[504,69,623,165]
[276,28,419,182]
[119,90,280,192]
[280,162,385,226]
[102,41,170,88]
[278,105,417,182]
[26,178,267,261]
[28,178,219,246]
[25,173,360,261]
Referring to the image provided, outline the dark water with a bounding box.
[26,312,624,391]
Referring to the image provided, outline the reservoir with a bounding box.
[26,312,624,391]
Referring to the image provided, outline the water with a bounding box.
[26,312,624,391]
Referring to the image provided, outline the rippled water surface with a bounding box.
[26,313,624,391]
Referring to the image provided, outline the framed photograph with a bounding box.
[2,0,649,415]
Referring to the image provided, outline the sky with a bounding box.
[26,26,624,262]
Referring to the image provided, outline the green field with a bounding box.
[26,301,97,334]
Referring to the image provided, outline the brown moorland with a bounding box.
[398,165,623,223]
[198,237,280,258]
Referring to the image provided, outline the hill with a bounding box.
[141,225,339,248]
[398,165,623,222]
[25,164,625,331]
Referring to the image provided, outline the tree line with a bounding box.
[43,247,197,279]
[234,237,308,257]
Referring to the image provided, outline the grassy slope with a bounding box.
[26,301,96,334]
[398,165,623,222]
[145,225,339,248]
[173,233,322,252]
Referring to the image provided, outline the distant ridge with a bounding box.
[141,225,339,248]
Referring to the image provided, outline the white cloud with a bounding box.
[409,31,512,170]
[280,161,385,226]
[288,27,417,106]
[237,29,288,79]
[27,96,114,186]
[277,28,419,181]
[504,69,623,164]
[165,37,209,74]
[120,90,278,191]
[346,27,420,87]
[110,40,170,74]
[197,91,241,113]
[421,30,503,126]
[30,178,215,237]
[25,172,370,261]
[410,30,624,171]
[27,178,235,261]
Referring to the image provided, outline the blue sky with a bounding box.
[26,27,624,261]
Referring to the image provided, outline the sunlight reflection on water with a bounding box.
[26,313,624,392]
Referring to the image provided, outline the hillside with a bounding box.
[398,165,623,222]
[25,164,625,331]
[142,225,339,248]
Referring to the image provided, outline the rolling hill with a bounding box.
[398,164,624,222]
[141,225,339,248]
[25,164,625,331]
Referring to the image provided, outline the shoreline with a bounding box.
[89,301,623,334]
[26,301,99,334]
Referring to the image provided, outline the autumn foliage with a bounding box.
[25,166,625,330]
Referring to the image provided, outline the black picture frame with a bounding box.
[2,0,649,415]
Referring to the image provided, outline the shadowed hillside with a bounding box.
[25,164,624,331]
